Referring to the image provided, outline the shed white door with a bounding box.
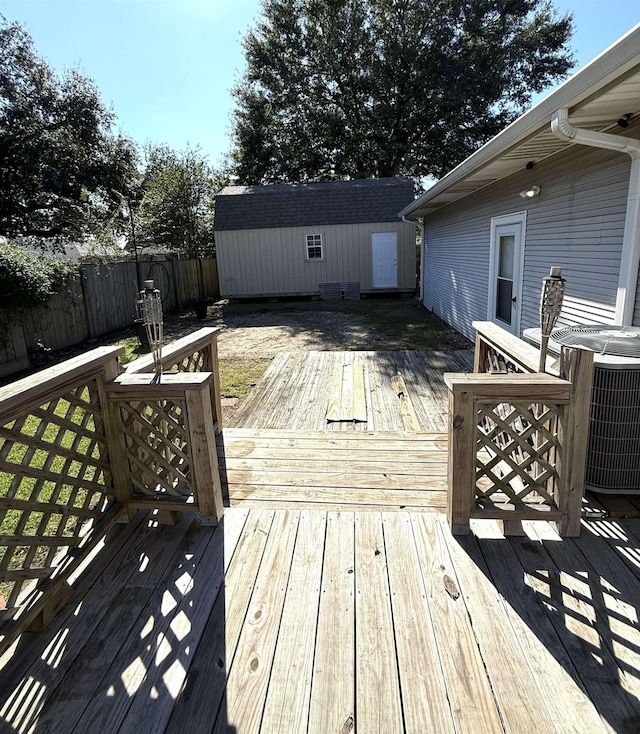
[488,214,525,335]
[372,233,398,288]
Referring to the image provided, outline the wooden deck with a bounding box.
[230,350,473,432]
[2,508,640,733]
[3,347,640,732]
[219,428,448,511]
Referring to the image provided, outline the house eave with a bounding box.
[400,23,640,220]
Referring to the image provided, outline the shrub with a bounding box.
[0,243,79,311]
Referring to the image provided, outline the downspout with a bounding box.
[401,214,423,300]
[551,108,640,325]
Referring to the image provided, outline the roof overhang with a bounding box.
[400,24,640,220]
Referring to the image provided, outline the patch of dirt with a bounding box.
[3,297,470,426]
[210,297,470,360]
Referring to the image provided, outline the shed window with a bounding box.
[306,234,324,260]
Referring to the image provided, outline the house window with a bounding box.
[306,234,324,261]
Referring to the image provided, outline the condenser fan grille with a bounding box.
[551,325,640,358]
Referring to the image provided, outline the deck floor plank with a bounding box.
[411,514,505,733]
[354,512,404,732]
[165,510,276,734]
[0,513,190,733]
[440,516,563,733]
[307,512,355,734]
[228,349,475,434]
[474,519,610,734]
[66,513,233,734]
[521,520,640,730]
[383,512,455,732]
[220,428,448,511]
[352,359,367,423]
[260,510,326,734]
[117,509,250,734]
[213,510,301,734]
[4,509,640,733]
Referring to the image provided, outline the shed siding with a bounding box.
[216,221,416,297]
[422,144,632,341]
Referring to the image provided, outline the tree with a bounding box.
[0,18,137,242]
[230,0,574,184]
[136,145,223,258]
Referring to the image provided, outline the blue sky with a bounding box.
[2,0,639,167]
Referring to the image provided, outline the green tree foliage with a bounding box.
[231,0,574,184]
[0,243,79,311]
[136,145,225,257]
[0,18,137,242]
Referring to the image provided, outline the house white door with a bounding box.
[488,214,525,335]
[372,233,398,288]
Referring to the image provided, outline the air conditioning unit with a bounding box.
[523,325,640,494]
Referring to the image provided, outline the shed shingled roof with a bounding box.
[214,177,414,231]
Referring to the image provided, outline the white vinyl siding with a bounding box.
[422,144,631,341]
[216,221,415,297]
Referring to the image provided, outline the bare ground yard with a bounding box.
[204,298,470,424]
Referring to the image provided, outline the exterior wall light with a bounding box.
[519,184,541,198]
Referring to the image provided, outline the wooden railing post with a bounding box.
[557,346,594,537]
[203,332,223,434]
[99,358,133,508]
[446,378,475,535]
[126,326,223,434]
[184,381,224,524]
[473,332,487,373]
[106,372,224,526]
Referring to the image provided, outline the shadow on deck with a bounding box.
[2,508,640,732]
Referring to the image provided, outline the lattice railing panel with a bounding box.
[475,400,561,508]
[166,349,205,374]
[479,347,525,375]
[0,378,114,613]
[115,398,193,501]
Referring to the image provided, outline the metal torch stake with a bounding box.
[140,279,163,381]
[539,266,566,372]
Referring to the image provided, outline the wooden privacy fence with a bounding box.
[446,321,593,537]
[0,257,219,379]
[0,329,223,654]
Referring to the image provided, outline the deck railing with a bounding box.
[126,326,223,433]
[446,321,593,537]
[0,347,125,645]
[0,329,223,651]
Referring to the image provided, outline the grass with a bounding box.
[218,358,271,399]
[113,335,143,365]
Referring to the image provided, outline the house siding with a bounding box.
[422,144,632,341]
[216,221,416,298]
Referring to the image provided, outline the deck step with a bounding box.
[218,428,448,512]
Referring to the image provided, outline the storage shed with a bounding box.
[214,178,416,299]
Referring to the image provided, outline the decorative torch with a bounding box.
[139,279,163,379]
[539,266,566,372]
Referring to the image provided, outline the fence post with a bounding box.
[557,346,594,537]
[445,376,475,534]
